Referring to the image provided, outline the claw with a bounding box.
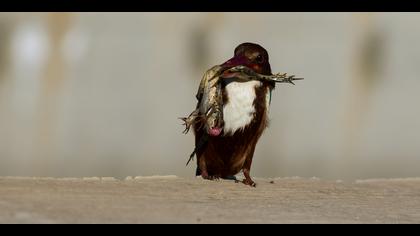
[242,179,257,187]
[287,75,296,85]
[202,174,221,181]
[276,74,304,85]
[179,117,193,134]
[266,73,303,85]
[180,109,201,134]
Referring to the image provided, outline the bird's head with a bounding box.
[221,42,272,76]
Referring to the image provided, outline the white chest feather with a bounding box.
[223,80,262,135]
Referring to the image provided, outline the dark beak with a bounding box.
[220,56,250,79]
[221,55,247,69]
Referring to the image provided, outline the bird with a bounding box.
[192,42,275,187]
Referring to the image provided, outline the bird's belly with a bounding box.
[202,81,271,176]
[223,80,262,136]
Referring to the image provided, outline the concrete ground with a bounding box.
[0,176,420,223]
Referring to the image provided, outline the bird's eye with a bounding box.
[255,55,263,63]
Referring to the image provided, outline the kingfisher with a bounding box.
[191,42,276,187]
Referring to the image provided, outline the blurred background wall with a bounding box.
[0,12,419,180]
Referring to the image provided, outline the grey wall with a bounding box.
[0,13,419,180]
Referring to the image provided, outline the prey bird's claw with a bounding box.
[283,75,304,85]
[267,72,303,85]
[179,117,193,134]
[179,109,202,135]
[287,75,296,85]
[182,127,189,134]
[179,118,188,132]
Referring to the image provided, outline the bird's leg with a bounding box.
[198,156,210,179]
[200,169,210,179]
[241,146,257,187]
[242,169,256,187]
[198,157,221,181]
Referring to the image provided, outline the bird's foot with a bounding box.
[241,168,256,187]
[235,178,256,187]
[203,175,221,181]
[201,171,221,181]
[208,175,221,181]
[242,178,257,187]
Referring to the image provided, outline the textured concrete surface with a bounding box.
[1,176,420,223]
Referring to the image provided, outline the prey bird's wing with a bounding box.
[182,65,224,135]
[195,65,224,106]
[185,65,225,166]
